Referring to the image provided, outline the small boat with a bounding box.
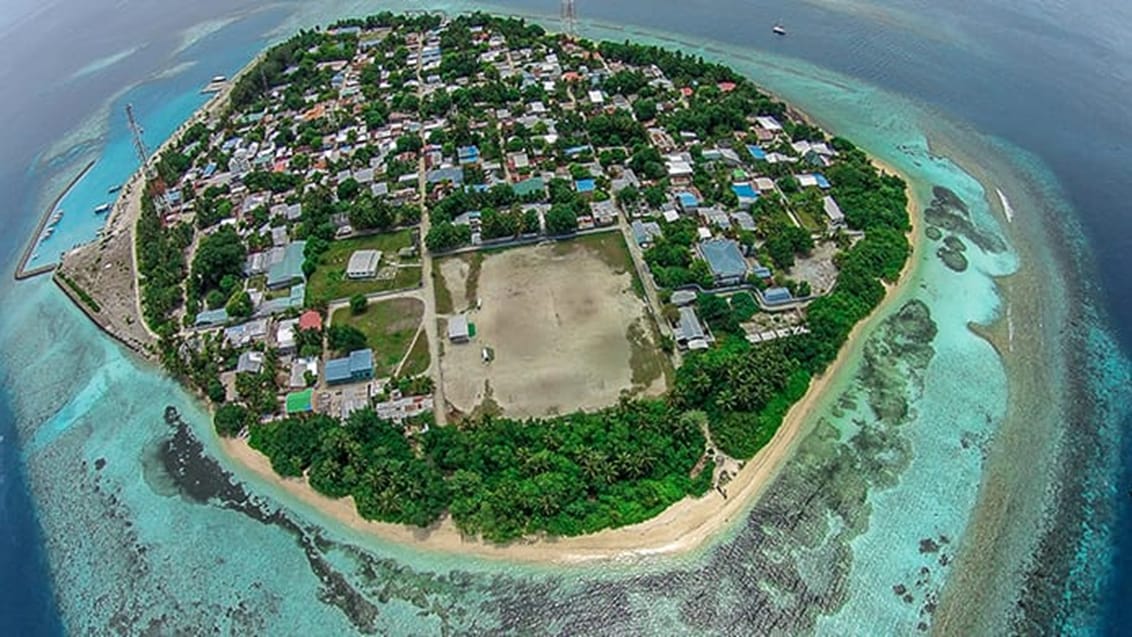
[94,203,111,214]
[211,75,227,83]
[773,22,787,35]
[52,211,63,223]
[107,184,122,194]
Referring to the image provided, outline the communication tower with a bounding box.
[561,0,577,38]
[126,103,167,209]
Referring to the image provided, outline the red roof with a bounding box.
[299,311,323,331]
[681,87,694,97]
[718,82,737,93]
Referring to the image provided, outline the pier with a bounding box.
[13,159,95,280]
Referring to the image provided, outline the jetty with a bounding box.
[14,160,95,280]
[52,52,265,360]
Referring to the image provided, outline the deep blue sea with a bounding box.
[1,0,1130,633]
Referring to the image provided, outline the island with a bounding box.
[54,12,911,549]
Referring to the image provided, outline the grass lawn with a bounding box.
[331,297,424,376]
[432,267,454,315]
[793,207,824,233]
[306,230,420,304]
[400,329,431,377]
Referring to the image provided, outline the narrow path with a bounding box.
[415,33,447,425]
[392,324,428,378]
[617,213,682,367]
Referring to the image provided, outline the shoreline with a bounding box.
[218,163,924,565]
[42,13,925,565]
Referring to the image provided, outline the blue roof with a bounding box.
[699,239,748,281]
[325,358,352,383]
[814,174,831,189]
[349,348,374,373]
[731,183,758,199]
[326,348,374,383]
[752,266,773,279]
[763,287,794,305]
[677,192,699,206]
[457,146,479,164]
[575,179,596,193]
[202,163,217,178]
[564,145,591,157]
[747,145,767,160]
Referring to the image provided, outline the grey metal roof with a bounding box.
[699,239,748,280]
[448,314,469,340]
[678,306,705,341]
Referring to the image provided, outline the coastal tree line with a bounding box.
[241,399,713,541]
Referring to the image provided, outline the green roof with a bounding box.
[267,241,307,289]
[285,388,313,414]
[512,176,545,197]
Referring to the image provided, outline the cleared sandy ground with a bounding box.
[440,241,663,419]
[437,256,471,312]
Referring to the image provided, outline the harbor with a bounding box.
[13,160,95,280]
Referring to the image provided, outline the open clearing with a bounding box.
[440,235,669,419]
[331,297,423,377]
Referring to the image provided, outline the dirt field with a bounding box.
[440,239,667,419]
[437,255,472,313]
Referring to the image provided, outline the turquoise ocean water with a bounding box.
[1,1,1129,633]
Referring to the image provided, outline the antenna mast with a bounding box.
[126,104,152,179]
[561,0,577,39]
[126,103,167,212]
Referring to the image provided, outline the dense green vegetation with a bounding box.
[249,399,712,540]
[136,195,191,335]
[249,410,449,527]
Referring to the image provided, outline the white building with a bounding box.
[346,250,382,279]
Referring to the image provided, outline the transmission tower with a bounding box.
[126,103,167,210]
[561,0,577,38]
[125,104,152,179]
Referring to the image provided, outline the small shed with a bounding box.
[823,196,846,226]
[448,314,470,343]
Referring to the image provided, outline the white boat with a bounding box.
[94,203,111,214]
[52,210,63,223]
[773,22,787,35]
[211,75,227,83]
